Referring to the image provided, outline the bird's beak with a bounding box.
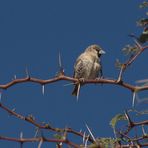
[99,49,106,54]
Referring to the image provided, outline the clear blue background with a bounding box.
[0,1,147,147]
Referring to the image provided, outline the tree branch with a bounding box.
[0,135,79,148]
[0,75,148,93]
[0,103,94,143]
[117,43,148,82]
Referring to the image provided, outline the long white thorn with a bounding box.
[85,123,96,142]
[38,139,43,148]
[63,82,76,87]
[42,85,45,95]
[142,125,146,136]
[20,132,23,139]
[58,52,61,68]
[77,84,81,101]
[34,127,40,138]
[132,91,136,107]
[14,74,17,79]
[25,66,29,77]
[134,39,142,49]
[84,136,89,148]
[83,131,86,144]
[136,79,148,84]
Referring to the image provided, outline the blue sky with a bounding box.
[0,1,147,147]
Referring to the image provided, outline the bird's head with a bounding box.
[85,44,106,57]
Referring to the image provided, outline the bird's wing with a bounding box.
[73,58,85,78]
[73,53,93,79]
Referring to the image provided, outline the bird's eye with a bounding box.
[95,49,99,52]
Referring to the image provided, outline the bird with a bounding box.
[72,44,105,98]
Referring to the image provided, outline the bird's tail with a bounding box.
[72,84,81,100]
[72,85,78,96]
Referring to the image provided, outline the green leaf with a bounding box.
[115,59,122,69]
[139,1,148,8]
[139,31,148,43]
[110,114,126,129]
[54,134,64,139]
[122,44,139,55]
[87,138,120,148]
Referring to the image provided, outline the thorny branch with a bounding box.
[0,42,147,147]
[117,42,148,82]
[0,75,139,91]
[0,75,148,92]
[123,111,148,134]
[0,103,94,143]
[115,111,148,147]
[0,43,148,93]
[0,135,79,148]
[0,102,147,147]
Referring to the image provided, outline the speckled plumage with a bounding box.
[72,44,105,97]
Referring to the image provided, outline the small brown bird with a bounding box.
[72,44,105,98]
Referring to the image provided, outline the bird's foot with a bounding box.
[78,78,85,83]
[95,76,104,86]
[95,76,104,80]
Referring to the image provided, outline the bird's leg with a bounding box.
[95,77,104,86]
[100,65,104,79]
[95,69,104,86]
[95,76,103,80]
[95,68,104,80]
